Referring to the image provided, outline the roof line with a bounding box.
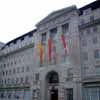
[1,29,37,49]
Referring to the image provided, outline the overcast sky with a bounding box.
[0,0,95,43]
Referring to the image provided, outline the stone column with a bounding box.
[43,31,50,66]
[39,69,48,100]
[69,12,82,100]
[56,25,62,39]
[40,78,47,100]
[73,78,82,100]
[55,26,62,65]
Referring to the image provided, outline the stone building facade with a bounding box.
[0,1,100,100]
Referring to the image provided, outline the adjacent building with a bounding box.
[0,42,4,49]
[0,0,100,100]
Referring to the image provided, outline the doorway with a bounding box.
[50,88,58,100]
[46,71,59,100]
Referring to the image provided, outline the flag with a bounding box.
[67,39,72,48]
[60,34,67,55]
[37,42,44,64]
[48,38,52,63]
[52,43,57,64]
[67,39,72,54]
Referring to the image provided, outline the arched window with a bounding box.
[47,71,59,83]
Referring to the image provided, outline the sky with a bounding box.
[0,0,95,43]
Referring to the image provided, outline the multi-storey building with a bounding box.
[0,0,100,100]
[79,1,100,99]
[0,42,4,49]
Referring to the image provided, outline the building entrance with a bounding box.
[46,71,59,100]
[50,88,58,100]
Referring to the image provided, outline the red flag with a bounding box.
[61,34,67,55]
[48,38,52,63]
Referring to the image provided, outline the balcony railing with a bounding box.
[79,17,100,30]
[0,43,34,57]
[82,74,100,83]
[0,83,30,89]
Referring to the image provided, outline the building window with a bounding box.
[80,19,85,25]
[8,93,11,99]
[94,49,100,59]
[0,93,5,98]
[80,32,84,36]
[83,8,91,15]
[20,77,24,83]
[41,33,46,42]
[65,88,73,100]
[2,71,5,76]
[7,78,11,84]
[93,26,98,32]
[4,64,6,68]
[95,65,100,75]
[13,68,16,74]
[6,70,8,75]
[14,40,17,44]
[25,76,29,84]
[62,23,69,35]
[17,67,20,73]
[92,37,98,44]
[21,67,24,72]
[66,68,73,81]
[29,33,33,37]
[11,61,13,66]
[82,40,87,46]
[7,63,9,67]
[4,80,7,84]
[50,28,57,40]
[14,61,16,64]
[86,28,91,35]
[1,80,3,84]
[21,37,24,41]
[82,52,88,61]
[26,66,30,72]
[90,15,94,21]
[9,69,12,75]
[83,87,100,100]
[16,77,19,84]
[35,73,39,81]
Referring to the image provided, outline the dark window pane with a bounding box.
[66,88,73,100]
[86,29,91,35]
[50,28,57,39]
[90,16,94,21]
[82,40,87,46]
[35,73,39,81]
[93,37,98,44]
[93,26,97,32]
[41,33,46,42]
[94,49,100,59]
[62,23,69,34]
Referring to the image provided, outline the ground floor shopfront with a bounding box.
[83,87,100,100]
[82,82,100,100]
[1,83,100,100]
[2,87,100,100]
[2,73,100,100]
[0,88,31,100]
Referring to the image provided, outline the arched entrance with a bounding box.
[46,71,59,100]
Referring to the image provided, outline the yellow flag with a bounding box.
[37,43,43,64]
